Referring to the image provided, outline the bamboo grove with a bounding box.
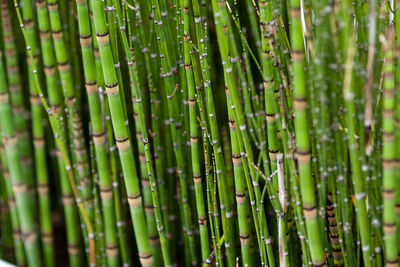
[0,0,398,266]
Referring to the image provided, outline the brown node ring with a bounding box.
[92,132,105,145]
[294,97,307,111]
[62,194,74,205]
[292,50,305,62]
[297,150,311,164]
[3,135,17,147]
[105,83,119,96]
[67,244,80,255]
[198,217,207,226]
[235,192,246,204]
[311,261,326,267]
[149,235,160,246]
[290,6,301,18]
[22,231,37,244]
[85,81,97,94]
[383,189,395,200]
[47,2,58,11]
[240,234,250,245]
[383,159,395,169]
[232,154,242,165]
[188,97,196,106]
[139,253,154,267]
[44,65,56,75]
[268,149,278,160]
[52,30,63,40]
[30,95,41,105]
[190,136,198,144]
[41,232,53,244]
[127,194,142,207]
[116,137,130,151]
[105,244,119,257]
[12,182,27,194]
[36,0,46,8]
[96,32,110,45]
[383,222,396,235]
[0,92,9,104]
[79,34,92,47]
[303,205,317,220]
[387,259,399,267]
[265,113,275,123]
[58,61,69,72]
[382,131,395,142]
[37,183,49,195]
[193,175,202,185]
[100,186,113,201]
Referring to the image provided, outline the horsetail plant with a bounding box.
[0,0,399,266]
[20,0,55,265]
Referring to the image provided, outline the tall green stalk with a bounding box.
[181,0,210,263]
[0,50,42,267]
[381,26,398,267]
[0,0,35,207]
[0,142,26,266]
[289,0,325,265]
[35,1,84,265]
[47,0,93,221]
[342,31,372,267]
[91,0,154,265]
[20,0,56,265]
[74,0,120,265]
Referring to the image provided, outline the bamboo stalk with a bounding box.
[91,0,154,265]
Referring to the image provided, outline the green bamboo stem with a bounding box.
[88,140,106,266]
[35,1,85,265]
[95,36,133,267]
[181,0,210,263]
[118,3,164,264]
[105,93,134,267]
[47,0,93,220]
[260,1,279,181]
[259,1,291,264]
[0,0,35,205]
[69,1,83,110]
[0,143,26,266]
[20,0,56,264]
[381,26,398,267]
[13,2,97,264]
[394,0,400,259]
[0,0,396,266]
[130,0,172,250]
[342,31,372,267]
[93,179,107,266]
[226,89,252,266]
[307,0,334,255]
[91,0,154,265]
[87,1,133,260]
[288,0,325,265]
[106,0,128,119]
[327,16,356,265]
[74,0,120,265]
[0,50,42,267]
[57,152,84,267]
[0,159,15,263]
[116,0,173,264]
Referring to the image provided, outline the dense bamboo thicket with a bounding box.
[0,0,398,266]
